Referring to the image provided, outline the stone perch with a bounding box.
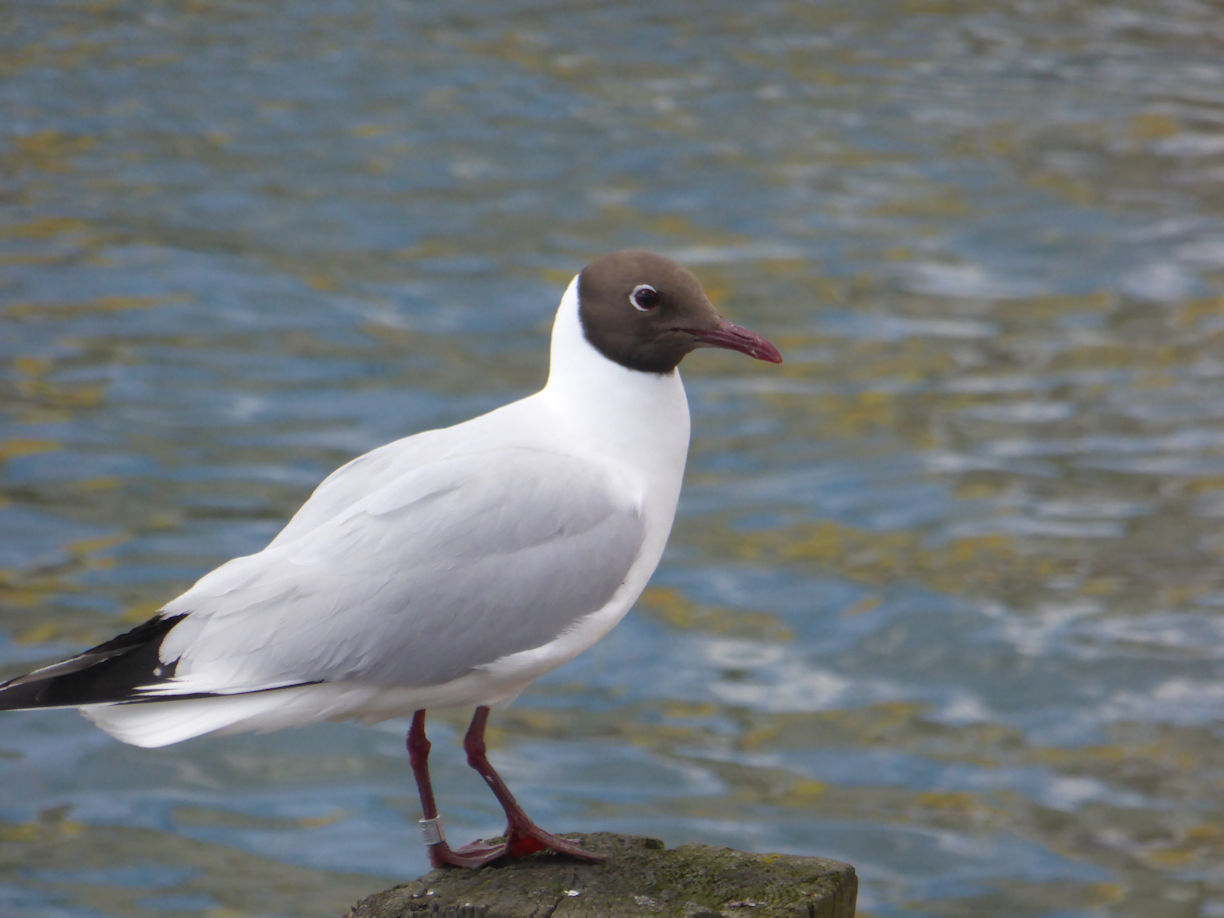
[344,833,857,918]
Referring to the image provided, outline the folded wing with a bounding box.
[0,445,644,719]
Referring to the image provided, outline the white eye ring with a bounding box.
[630,284,659,312]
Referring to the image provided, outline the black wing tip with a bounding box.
[0,613,187,711]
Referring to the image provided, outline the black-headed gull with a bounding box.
[0,250,782,867]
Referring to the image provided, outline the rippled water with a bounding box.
[3,2,1223,916]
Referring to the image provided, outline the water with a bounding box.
[3,1,1223,916]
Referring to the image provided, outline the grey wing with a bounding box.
[156,447,645,692]
[267,426,455,549]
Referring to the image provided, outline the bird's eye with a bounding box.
[630,284,660,312]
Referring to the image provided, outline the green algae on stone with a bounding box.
[345,833,856,918]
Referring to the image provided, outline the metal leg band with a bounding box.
[418,815,447,846]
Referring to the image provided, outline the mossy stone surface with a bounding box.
[344,833,856,918]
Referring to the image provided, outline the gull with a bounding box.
[0,250,782,867]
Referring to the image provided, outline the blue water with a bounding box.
[3,2,1223,916]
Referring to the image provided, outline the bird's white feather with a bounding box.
[75,276,693,746]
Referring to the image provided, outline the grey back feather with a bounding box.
[158,446,644,691]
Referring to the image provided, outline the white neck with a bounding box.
[541,275,691,485]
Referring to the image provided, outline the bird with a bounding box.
[0,250,782,868]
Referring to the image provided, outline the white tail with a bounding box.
[80,690,320,747]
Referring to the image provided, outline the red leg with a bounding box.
[463,706,606,862]
[406,710,505,868]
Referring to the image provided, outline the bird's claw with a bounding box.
[428,827,604,868]
[505,824,605,862]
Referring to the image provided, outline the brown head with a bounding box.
[576,251,783,374]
